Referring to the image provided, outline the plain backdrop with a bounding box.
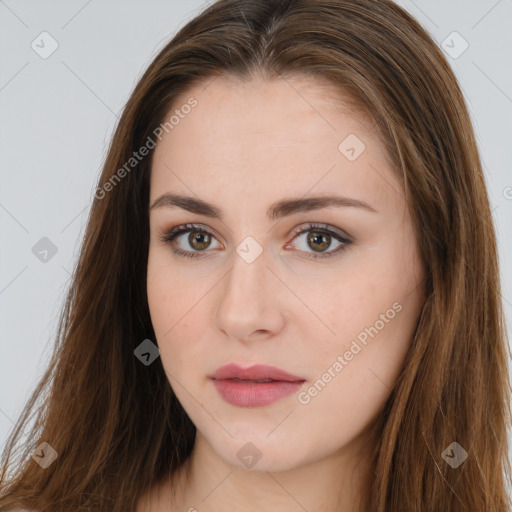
[1,0,511,481]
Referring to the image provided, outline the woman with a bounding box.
[1,0,510,511]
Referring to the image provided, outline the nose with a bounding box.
[213,244,286,344]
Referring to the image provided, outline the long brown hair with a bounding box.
[1,0,511,510]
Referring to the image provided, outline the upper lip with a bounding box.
[209,363,305,382]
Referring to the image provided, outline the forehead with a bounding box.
[158,74,374,149]
[150,75,402,216]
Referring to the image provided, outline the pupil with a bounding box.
[308,232,330,252]
[190,231,210,250]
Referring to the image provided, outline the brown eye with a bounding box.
[161,223,222,258]
[188,231,212,251]
[162,222,352,260]
[306,231,332,252]
[288,223,352,260]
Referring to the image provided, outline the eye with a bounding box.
[160,222,352,260]
[285,223,352,260]
[159,223,222,258]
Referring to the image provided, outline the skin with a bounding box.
[141,74,425,512]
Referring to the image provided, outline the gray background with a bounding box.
[1,0,511,475]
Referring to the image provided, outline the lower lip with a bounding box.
[211,378,305,407]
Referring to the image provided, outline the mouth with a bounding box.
[225,377,282,383]
[209,364,306,407]
[209,363,305,382]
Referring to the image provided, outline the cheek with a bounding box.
[315,262,397,347]
[147,248,194,331]
[295,292,420,455]
[305,237,423,401]
[146,254,213,377]
[299,299,417,442]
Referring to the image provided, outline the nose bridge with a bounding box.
[221,244,269,313]
[214,241,284,340]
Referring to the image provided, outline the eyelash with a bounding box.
[159,222,352,261]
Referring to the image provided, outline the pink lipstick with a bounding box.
[209,363,306,407]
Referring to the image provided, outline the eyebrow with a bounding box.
[149,193,378,220]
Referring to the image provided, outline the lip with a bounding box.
[209,363,305,382]
[209,364,306,408]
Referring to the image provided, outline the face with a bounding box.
[147,75,425,472]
